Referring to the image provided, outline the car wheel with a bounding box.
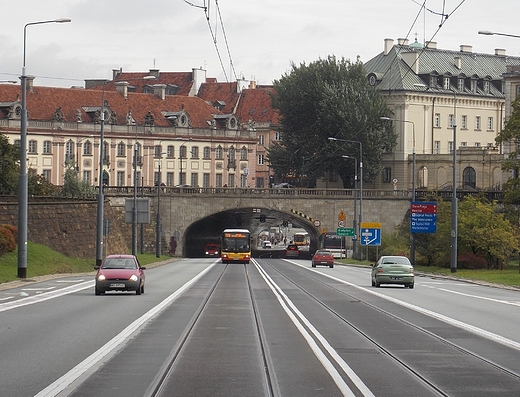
[136,285,142,295]
[375,280,381,287]
[329,264,334,268]
[95,288,101,296]
[409,283,414,289]
[371,279,375,287]
[311,263,316,267]
[141,285,145,294]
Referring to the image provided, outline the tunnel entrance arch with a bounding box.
[182,207,321,258]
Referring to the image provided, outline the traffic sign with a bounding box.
[337,227,355,237]
[410,202,437,233]
[360,227,381,246]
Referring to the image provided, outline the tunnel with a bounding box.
[183,207,320,259]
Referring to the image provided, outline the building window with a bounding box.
[65,140,74,162]
[203,173,210,188]
[461,115,467,129]
[471,79,477,93]
[457,78,465,91]
[103,141,110,164]
[82,170,91,184]
[429,75,437,87]
[475,116,481,131]
[240,146,247,160]
[42,169,51,181]
[434,141,440,154]
[28,140,37,154]
[167,145,174,158]
[443,77,450,90]
[154,145,162,158]
[216,174,222,187]
[448,141,454,154]
[258,154,265,165]
[203,146,210,159]
[191,146,199,158]
[448,114,455,128]
[484,80,490,94]
[216,146,223,160]
[463,167,476,189]
[117,171,125,186]
[117,142,125,157]
[434,113,440,128]
[191,173,198,187]
[475,142,481,147]
[166,172,174,187]
[179,145,187,159]
[487,117,493,131]
[227,174,235,187]
[83,141,92,156]
[274,131,281,141]
[460,142,467,147]
[382,167,391,183]
[259,134,265,146]
[43,141,52,154]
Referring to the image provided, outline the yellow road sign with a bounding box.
[360,222,382,229]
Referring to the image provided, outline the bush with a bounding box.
[0,227,16,256]
[1,224,18,244]
[457,252,488,269]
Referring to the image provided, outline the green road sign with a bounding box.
[336,227,355,237]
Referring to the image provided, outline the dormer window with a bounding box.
[443,77,450,90]
[457,77,465,91]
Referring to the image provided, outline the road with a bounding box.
[1,258,519,396]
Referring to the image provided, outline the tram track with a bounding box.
[254,258,520,396]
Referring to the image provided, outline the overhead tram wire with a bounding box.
[214,0,238,81]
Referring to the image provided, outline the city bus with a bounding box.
[293,232,309,246]
[220,229,251,264]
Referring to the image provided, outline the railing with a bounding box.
[98,186,504,201]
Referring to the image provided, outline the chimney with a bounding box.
[460,45,473,53]
[495,48,506,57]
[249,80,257,89]
[115,81,129,98]
[454,56,462,69]
[153,84,166,100]
[112,68,122,79]
[384,38,394,55]
[148,69,160,79]
[397,38,409,46]
[27,76,35,92]
[190,67,207,96]
[402,52,419,74]
[425,41,437,49]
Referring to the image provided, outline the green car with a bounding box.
[371,255,414,289]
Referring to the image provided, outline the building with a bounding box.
[0,72,261,188]
[361,38,520,193]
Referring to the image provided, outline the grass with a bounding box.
[338,259,520,289]
[0,242,170,284]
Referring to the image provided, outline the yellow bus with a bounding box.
[220,229,251,264]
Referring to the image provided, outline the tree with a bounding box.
[61,159,95,198]
[495,96,520,204]
[0,133,20,194]
[268,56,397,187]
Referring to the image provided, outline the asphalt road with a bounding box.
[1,258,519,396]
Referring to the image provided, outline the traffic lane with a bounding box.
[0,259,215,397]
[321,263,520,345]
[265,260,520,396]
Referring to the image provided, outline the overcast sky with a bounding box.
[0,0,518,88]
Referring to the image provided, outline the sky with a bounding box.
[0,0,518,88]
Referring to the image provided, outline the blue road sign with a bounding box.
[410,201,437,233]
[360,228,381,246]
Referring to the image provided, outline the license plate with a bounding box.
[110,283,125,288]
[390,277,403,280]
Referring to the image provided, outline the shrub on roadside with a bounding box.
[0,225,16,256]
[1,224,18,244]
[457,252,488,269]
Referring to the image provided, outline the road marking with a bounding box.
[21,287,56,291]
[254,259,375,397]
[425,285,520,307]
[34,262,218,397]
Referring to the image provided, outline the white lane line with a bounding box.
[298,263,520,352]
[254,260,375,397]
[34,262,217,397]
[0,282,93,312]
[56,279,86,283]
[423,285,520,307]
[0,296,15,302]
[21,287,56,291]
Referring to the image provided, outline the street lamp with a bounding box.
[175,137,192,185]
[381,116,416,265]
[450,91,458,273]
[18,18,71,278]
[95,85,107,267]
[478,30,520,39]
[328,137,363,258]
[155,154,165,258]
[341,155,358,259]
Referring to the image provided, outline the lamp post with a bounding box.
[328,137,363,258]
[18,18,71,278]
[95,85,107,267]
[132,142,139,255]
[381,117,416,264]
[155,155,165,258]
[478,30,520,39]
[450,91,458,273]
[341,155,358,259]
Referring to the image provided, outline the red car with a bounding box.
[94,254,146,295]
[205,243,220,257]
[311,249,335,268]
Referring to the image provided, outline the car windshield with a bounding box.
[102,258,137,269]
[316,251,331,255]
